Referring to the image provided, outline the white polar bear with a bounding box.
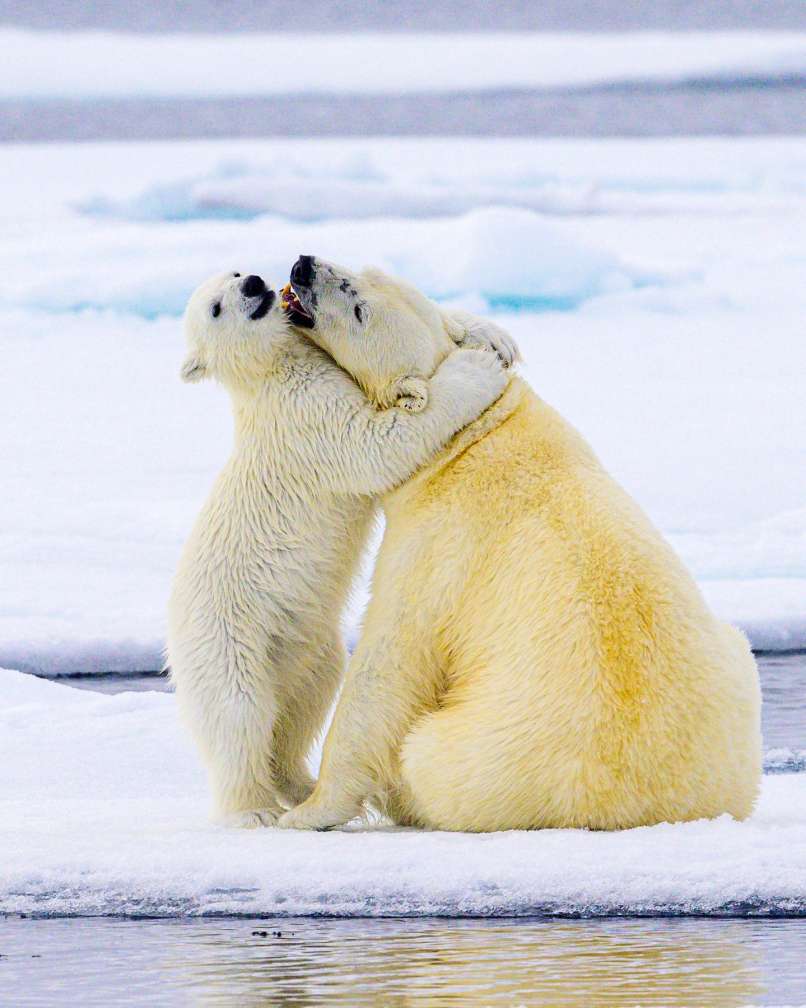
[167,270,508,826]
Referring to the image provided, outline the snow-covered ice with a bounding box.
[0,667,804,919]
[83,136,806,223]
[2,30,805,100]
[0,137,804,672]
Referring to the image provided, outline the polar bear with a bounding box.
[167,271,508,826]
[278,257,762,832]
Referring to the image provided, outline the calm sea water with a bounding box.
[1,916,805,1007]
[756,652,806,752]
[4,80,805,143]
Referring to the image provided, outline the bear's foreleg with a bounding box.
[277,626,437,830]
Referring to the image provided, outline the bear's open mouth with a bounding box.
[281,284,315,329]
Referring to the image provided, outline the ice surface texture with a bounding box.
[0,668,804,918]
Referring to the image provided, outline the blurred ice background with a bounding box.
[2,0,806,139]
[0,0,804,676]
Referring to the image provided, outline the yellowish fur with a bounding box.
[279,264,761,832]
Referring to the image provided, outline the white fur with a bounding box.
[167,271,508,823]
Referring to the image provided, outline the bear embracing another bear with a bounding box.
[167,270,509,826]
[275,258,762,833]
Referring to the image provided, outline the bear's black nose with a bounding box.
[241,274,266,298]
[291,256,315,288]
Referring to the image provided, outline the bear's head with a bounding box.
[282,256,463,411]
[181,272,291,391]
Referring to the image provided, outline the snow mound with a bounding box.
[87,152,806,225]
[1,667,804,919]
[390,208,646,308]
[5,208,649,318]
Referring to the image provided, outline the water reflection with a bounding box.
[173,918,771,1007]
[4,917,804,1006]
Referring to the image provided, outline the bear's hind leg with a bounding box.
[176,673,285,826]
[371,778,422,828]
[271,636,346,809]
[208,714,286,827]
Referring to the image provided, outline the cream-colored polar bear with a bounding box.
[167,271,508,826]
[278,258,762,832]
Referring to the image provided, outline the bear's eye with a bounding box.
[211,302,221,318]
[232,272,240,278]
[354,304,363,324]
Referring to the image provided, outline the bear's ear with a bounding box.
[389,375,429,413]
[180,354,207,383]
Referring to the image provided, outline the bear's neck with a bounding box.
[230,390,275,448]
[383,375,527,504]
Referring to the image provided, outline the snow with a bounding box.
[0,667,803,919]
[83,136,806,223]
[3,208,646,317]
[2,30,805,100]
[1,136,805,673]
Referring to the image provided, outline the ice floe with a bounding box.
[0,668,804,919]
